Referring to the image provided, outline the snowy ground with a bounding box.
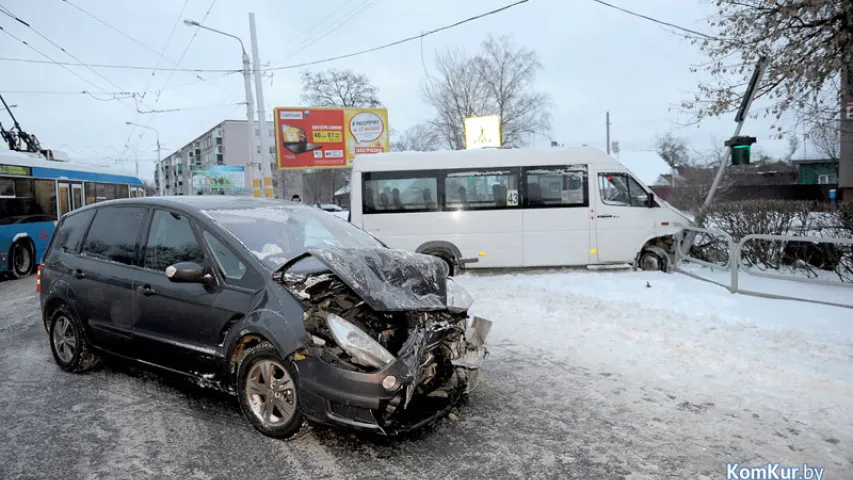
[0,269,851,479]
[678,262,853,308]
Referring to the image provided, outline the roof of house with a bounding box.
[613,150,672,185]
[791,158,838,165]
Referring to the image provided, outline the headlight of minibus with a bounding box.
[325,313,395,369]
[446,277,474,313]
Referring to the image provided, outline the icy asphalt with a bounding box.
[0,274,850,480]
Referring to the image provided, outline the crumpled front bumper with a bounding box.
[294,316,492,435]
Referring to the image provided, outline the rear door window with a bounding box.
[81,207,148,265]
[143,210,205,272]
[53,209,96,254]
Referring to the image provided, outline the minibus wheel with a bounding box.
[422,249,455,276]
[638,247,669,272]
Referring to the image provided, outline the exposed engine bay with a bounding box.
[276,247,491,433]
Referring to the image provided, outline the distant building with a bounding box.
[792,158,839,185]
[155,119,293,196]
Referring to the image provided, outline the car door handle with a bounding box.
[597,214,614,219]
[138,285,156,296]
[74,269,86,279]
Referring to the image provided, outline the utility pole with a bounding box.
[184,19,261,197]
[242,48,261,197]
[703,56,768,208]
[840,65,853,202]
[249,13,274,198]
[606,111,611,155]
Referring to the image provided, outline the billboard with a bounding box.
[274,107,390,170]
[190,165,245,194]
[465,115,501,149]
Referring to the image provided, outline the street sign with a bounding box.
[464,115,501,149]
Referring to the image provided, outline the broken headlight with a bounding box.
[325,312,396,369]
[446,278,474,313]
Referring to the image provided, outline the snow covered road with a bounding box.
[0,269,850,479]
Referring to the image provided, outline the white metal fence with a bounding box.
[675,227,853,310]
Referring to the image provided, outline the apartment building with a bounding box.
[155,119,298,196]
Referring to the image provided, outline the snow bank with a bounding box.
[457,270,853,430]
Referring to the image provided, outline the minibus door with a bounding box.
[591,171,656,264]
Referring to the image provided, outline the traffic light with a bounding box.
[725,136,757,165]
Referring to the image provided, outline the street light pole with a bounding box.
[125,121,160,188]
[184,19,261,197]
[249,13,274,198]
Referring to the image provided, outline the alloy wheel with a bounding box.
[245,359,297,427]
[52,316,77,364]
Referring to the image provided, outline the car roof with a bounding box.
[70,195,299,216]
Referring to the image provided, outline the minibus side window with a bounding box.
[598,173,649,207]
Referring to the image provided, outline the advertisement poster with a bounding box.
[191,165,245,194]
[274,107,390,170]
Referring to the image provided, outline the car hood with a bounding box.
[279,247,449,312]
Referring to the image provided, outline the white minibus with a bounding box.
[349,147,693,274]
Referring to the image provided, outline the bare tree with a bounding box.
[784,135,799,161]
[682,1,853,136]
[298,68,380,204]
[810,121,841,161]
[300,69,381,108]
[667,138,738,211]
[391,123,442,152]
[656,132,690,169]
[421,35,552,149]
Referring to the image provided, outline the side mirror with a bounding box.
[647,192,656,208]
[165,262,213,284]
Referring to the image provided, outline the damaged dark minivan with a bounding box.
[38,196,491,438]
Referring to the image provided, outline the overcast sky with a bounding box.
[1,0,799,180]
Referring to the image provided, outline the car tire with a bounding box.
[236,341,303,439]
[638,248,669,272]
[8,241,34,279]
[48,304,100,373]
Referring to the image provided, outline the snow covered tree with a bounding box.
[683,1,853,136]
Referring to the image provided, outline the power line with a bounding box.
[125,0,190,157]
[278,0,384,66]
[130,0,219,155]
[60,0,208,83]
[221,0,383,109]
[264,0,531,72]
[0,72,239,96]
[0,56,238,72]
[0,25,137,108]
[136,101,245,115]
[152,0,219,104]
[0,3,165,116]
[588,0,720,41]
[264,0,360,62]
[0,0,531,74]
